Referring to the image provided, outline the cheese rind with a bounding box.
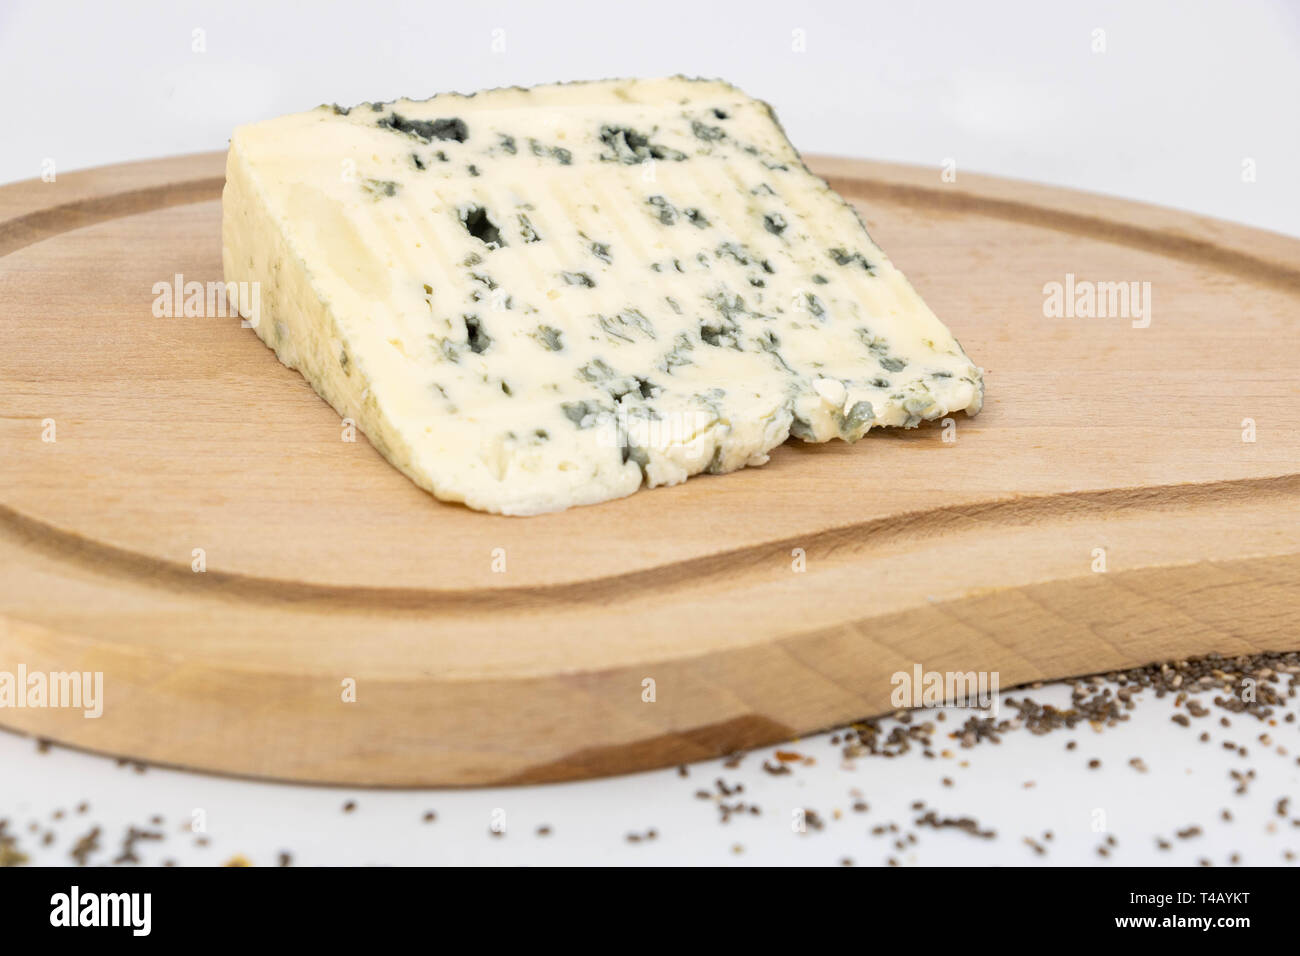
[222,77,983,514]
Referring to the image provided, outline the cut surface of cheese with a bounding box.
[222,77,983,515]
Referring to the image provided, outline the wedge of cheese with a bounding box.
[223,77,983,514]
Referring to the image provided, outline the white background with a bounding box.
[2,0,1298,867]
[3,0,1299,236]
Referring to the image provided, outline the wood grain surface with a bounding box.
[1,152,1297,785]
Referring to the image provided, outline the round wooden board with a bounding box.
[1,153,1298,786]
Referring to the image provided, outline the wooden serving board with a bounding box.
[2,153,1298,786]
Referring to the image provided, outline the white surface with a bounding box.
[3,0,1298,237]
[5,678,1298,867]
[2,0,1298,866]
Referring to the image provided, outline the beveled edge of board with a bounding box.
[2,546,1298,788]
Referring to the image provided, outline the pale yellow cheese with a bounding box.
[223,77,983,514]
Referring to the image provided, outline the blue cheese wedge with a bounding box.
[223,77,983,514]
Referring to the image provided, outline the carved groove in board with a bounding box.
[1,475,1297,612]
[0,178,224,259]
